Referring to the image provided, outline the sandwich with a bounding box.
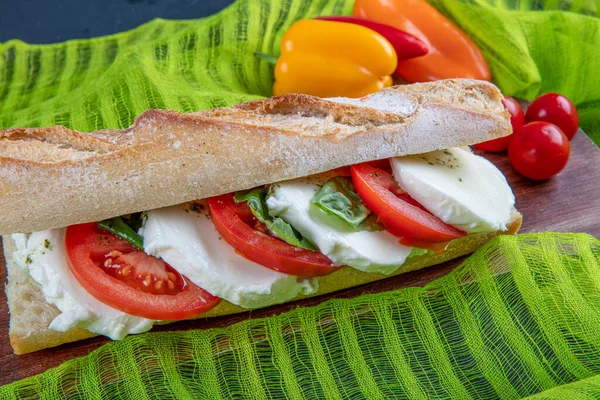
[0,79,522,354]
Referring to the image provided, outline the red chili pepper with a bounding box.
[315,16,429,64]
[353,0,490,82]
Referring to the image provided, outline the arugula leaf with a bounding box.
[98,216,144,249]
[311,177,382,232]
[234,189,316,251]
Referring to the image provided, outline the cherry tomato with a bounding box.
[208,194,338,277]
[475,96,525,152]
[66,223,220,320]
[525,93,579,140]
[350,163,465,248]
[508,122,570,180]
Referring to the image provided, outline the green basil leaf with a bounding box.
[312,177,382,232]
[120,212,144,232]
[98,216,144,249]
[234,188,316,251]
[234,189,272,223]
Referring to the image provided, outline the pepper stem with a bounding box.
[255,52,278,64]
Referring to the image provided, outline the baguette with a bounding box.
[0,79,509,235]
[5,210,521,354]
[1,78,517,354]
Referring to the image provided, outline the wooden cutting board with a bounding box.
[0,131,599,387]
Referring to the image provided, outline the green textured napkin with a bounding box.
[2,0,600,398]
[0,0,599,143]
[2,233,600,399]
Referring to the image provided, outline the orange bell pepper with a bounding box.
[273,19,397,98]
[353,0,490,82]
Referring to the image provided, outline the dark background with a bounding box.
[0,0,236,44]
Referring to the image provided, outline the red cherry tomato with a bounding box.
[508,122,570,180]
[66,223,221,320]
[525,93,579,140]
[475,96,525,152]
[208,194,338,277]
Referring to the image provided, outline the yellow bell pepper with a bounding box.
[273,19,397,98]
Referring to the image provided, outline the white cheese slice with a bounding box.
[266,180,414,275]
[391,147,515,233]
[141,203,318,309]
[11,230,153,340]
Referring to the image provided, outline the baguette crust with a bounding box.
[5,211,521,354]
[0,79,509,235]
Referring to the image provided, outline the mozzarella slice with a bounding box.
[266,180,414,275]
[11,230,153,340]
[391,147,515,233]
[141,203,318,309]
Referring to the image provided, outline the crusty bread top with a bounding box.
[0,79,509,234]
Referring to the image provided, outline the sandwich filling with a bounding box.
[11,147,515,340]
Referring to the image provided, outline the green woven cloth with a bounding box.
[2,233,600,399]
[0,0,599,143]
[2,0,600,398]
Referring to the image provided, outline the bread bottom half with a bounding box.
[4,211,521,354]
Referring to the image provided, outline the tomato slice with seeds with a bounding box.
[350,163,466,248]
[66,223,220,320]
[208,194,338,278]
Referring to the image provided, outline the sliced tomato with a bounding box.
[350,163,466,246]
[368,158,392,172]
[66,223,220,320]
[329,166,352,177]
[208,194,338,277]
